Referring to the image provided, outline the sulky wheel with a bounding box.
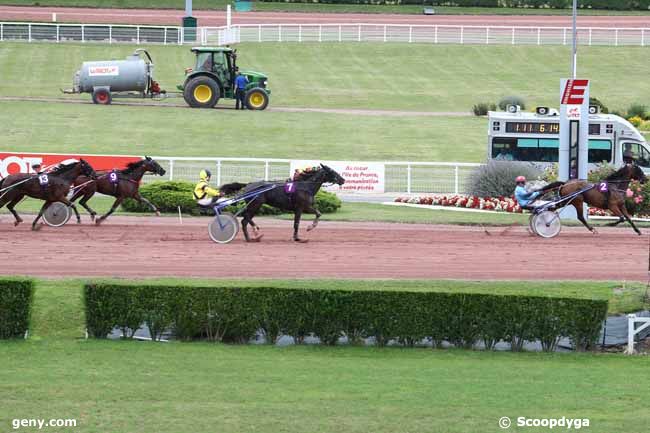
[43,202,72,227]
[532,210,561,238]
[183,76,220,108]
[245,87,269,110]
[208,212,239,244]
[92,88,112,105]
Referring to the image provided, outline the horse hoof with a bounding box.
[294,238,309,243]
[306,225,316,232]
[32,224,41,232]
[14,220,22,227]
[253,234,264,241]
[155,211,161,217]
[95,220,102,226]
[90,214,96,222]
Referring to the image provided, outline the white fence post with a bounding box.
[642,29,645,47]
[563,27,567,45]
[434,25,438,44]
[383,24,387,42]
[168,159,174,181]
[28,23,31,42]
[537,27,541,45]
[338,25,342,42]
[589,28,592,46]
[358,24,361,42]
[279,24,282,42]
[486,27,489,44]
[511,27,515,45]
[0,23,3,42]
[258,24,262,42]
[615,28,618,46]
[216,160,222,186]
[454,166,459,194]
[57,24,60,43]
[299,24,302,43]
[460,26,464,44]
[164,27,167,45]
[109,25,112,44]
[81,24,85,42]
[409,25,412,43]
[406,164,412,194]
[264,161,269,181]
[318,24,322,42]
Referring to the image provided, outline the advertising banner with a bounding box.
[290,160,385,193]
[0,152,141,178]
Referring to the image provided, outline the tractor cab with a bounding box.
[179,47,270,110]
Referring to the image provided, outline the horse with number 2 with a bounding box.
[529,163,647,238]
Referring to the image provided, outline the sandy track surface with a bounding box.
[0,215,647,281]
[1,6,648,27]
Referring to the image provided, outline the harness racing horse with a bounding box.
[0,159,96,230]
[70,156,166,225]
[552,163,647,235]
[223,164,346,242]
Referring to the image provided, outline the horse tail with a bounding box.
[219,182,248,196]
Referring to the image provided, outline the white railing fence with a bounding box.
[143,157,481,195]
[2,22,650,47]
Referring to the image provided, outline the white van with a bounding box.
[487,107,650,172]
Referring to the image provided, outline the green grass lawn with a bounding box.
[1,277,649,433]
[0,101,486,161]
[2,0,650,15]
[1,42,650,112]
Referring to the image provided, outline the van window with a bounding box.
[622,142,650,168]
[491,138,612,163]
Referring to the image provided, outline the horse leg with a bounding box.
[572,197,597,234]
[78,192,97,221]
[32,201,52,231]
[96,197,123,225]
[617,204,642,236]
[6,196,24,226]
[134,192,160,217]
[241,199,264,242]
[293,209,306,242]
[305,206,322,232]
[606,216,625,227]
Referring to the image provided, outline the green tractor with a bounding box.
[179,47,270,110]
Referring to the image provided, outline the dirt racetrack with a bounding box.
[1,5,649,27]
[0,215,647,281]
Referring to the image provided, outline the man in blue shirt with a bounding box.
[514,176,541,210]
[234,71,248,110]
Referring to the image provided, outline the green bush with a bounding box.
[467,161,542,197]
[498,95,526,111]
[627,103,648,120]
[0,278,35,339]
[121,181,342,216]
[83,282,608,352]
[472,102,497,116]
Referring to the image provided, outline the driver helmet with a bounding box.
[199,169,212,182]
[515,175,526,184]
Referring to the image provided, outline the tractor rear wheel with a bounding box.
[92,89,112,105]
[184,76,220,109]
[245,88,269,110]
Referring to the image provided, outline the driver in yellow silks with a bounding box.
[194,169,223,206]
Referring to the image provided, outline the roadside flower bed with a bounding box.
[394,195,626,217]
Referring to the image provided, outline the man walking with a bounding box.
[234,71,248,110]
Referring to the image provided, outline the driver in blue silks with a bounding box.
[514,176,541,210]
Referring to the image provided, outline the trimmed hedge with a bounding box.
[0,278,35,339]
[121,181,342,216]
[84,283,608,351]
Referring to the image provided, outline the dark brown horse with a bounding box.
[0,159,96,230]
[222,164,345,242]
[552,163,647,235]
[70,156,166,225]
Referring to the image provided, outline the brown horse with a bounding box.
[553,163,647,235]
[70,156,166,225]
[0,159,96,230]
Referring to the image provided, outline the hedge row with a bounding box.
[259,0,650,9]
[84,283,608,351]
[0,278,35,339]
[121,181,342,216]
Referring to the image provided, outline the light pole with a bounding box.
[571,0,577,78]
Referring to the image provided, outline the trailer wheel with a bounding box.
[245,88,269,110]
[92,89,112,105]
[184,76,220,108]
